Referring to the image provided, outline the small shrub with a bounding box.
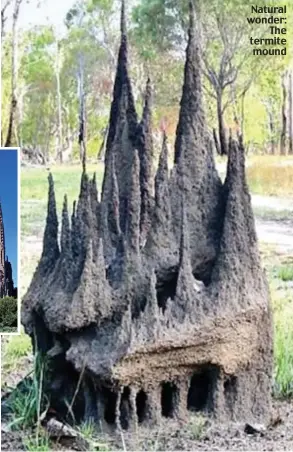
[277,265,293,282]
[188,415,207,440]
[0,296,18,329]
[23,430,51,451]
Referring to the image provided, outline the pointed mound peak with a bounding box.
[142,78,152,117]
[126,150,141,254]
[179,198,190,267]
[109,155,121,237]
[41,173,60,272]
[96,238,107,281]
[225,136,246,190]
[61,194,70,254]
[155,132,169,202]
[188,0,196,38]
[160,132,168,172]
[121,0,127,38]
[174,0,203,165]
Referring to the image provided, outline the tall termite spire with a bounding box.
[170,0,223,279]
[174,0,204,165]
[101,0,138,241]
[138,78,154,243]
[40,174,60,274]
[121,0,127,38]
[126,151,141,255]
[210,137,260,299]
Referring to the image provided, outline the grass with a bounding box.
[276,265,293,282]
[0,327,18,333]
[246,156,293,197]
[3,334,31,365]
[272,285,293,398]
[21,163,103,237]
[77,421,111,451]
[6,352,48,431]
[187,415,207,440]
[23,431,51,451]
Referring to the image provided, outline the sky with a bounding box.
[17,0,76,33]
[0,150,18,286]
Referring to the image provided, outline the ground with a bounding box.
[1,156,293,451]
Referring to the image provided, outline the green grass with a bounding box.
[23,432,51,452]
[21,163,104,237]
[6,353,48,431]
[272,286,293,398]
[0,327,18,333]
[4,334,31,360]
[262,246,293,398]
[276,265,293,282]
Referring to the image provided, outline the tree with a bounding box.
[5,0,23,147]
[131,0,285,155]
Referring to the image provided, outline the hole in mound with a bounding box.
[161,382,179,418]
[224,375,238,410]
[187,365,219,412]
[136,390,148,423]
[119,387,132,430]
[156,271,178,311]
[103,387,118,424]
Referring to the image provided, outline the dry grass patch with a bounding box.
[247,156,293,196]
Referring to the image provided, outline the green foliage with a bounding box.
[23,431,51,451]
[0,296,18,330]
[273,291,293,398]
[6,353,49,431]
[4,334,32,361]
[277,265,293,282]
[1,0,293,157]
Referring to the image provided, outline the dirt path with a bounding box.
[252,195,293,253]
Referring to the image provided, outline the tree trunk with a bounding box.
[213,128,220,155]
[78,54,86,165]
[280,72,288,156]
[288,70,293,155]
[5,0,22,148]
[217,94,228,156]
[55,41,63,163]
[1,0,13,40]
[268,110,275,155]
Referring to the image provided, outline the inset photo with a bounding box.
[0,148,19,334]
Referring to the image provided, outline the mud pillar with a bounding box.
[147,386,161,425]
[115,388,123,430]
[129,386,138,431]
[83,378,98,422]
[177,379,189,421]
[213,371,226,420]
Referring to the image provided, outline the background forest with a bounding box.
[1,0,293,162]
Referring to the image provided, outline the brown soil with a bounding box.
[1,400,293,451]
